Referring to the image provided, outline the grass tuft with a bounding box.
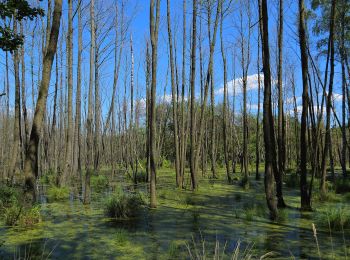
[47,186,70,202]
[104,190,146,219]
[316,206,350,231]
[91,175,109,193]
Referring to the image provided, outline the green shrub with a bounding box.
[4,204,41,227]
[91,175,109,193]
[127,171,148,183]
[47,186,69,202]
[39,169,57,186]
[104,190,146,219]
[313,190,340,203]
[4,204,22,226]
[317,206,350,231]
[0,184,19,209]
[18,206,41,227]
[160,158,172,168]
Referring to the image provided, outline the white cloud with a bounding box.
[216,74,271,96]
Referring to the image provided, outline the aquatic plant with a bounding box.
[185,235,272,260]
[4,203,41,227]
[316,206,350,231]
[0,184,19,209]
[104,190,146,219]
[91,175,109,193]
[313,190,340,203]
[115,229,129,245]
[47,186,70,202]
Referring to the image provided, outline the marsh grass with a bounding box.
[115,229,129,245]
[185,234,274,260]
[104,190,146,219]
[4,204,41,227]
[91,175,109,193]
[0,184,19,209]
[242,203,266,221]
[47,187,69,202]
[316,206,350,231]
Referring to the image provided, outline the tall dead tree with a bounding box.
[73,0,83,181]
[167,0,181,187]
[149,0,161,208]
[63,0,73,186]
[220,2,231,182]
[84,0,96,204]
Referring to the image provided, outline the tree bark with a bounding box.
[23,0,62,203]
[260,0,278,220]
[149,0,160,208]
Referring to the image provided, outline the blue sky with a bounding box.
[0,0,345,125]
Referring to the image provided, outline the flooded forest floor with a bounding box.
[0,167,349,259]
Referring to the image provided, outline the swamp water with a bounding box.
[0,169,349,259]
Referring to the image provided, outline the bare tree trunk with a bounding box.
[149,0,160,208]
[9,18,21,183]
[320,0,336,195]
[256,31,261,181]
[84,0,95,205]
[298,0,312,210]
[23,0,62,203]
[20,22,29,163]
[167,0,181,188]
[63,0,73,186]
[180,0,187,188]
[276,0,286,208]
[220,5,231,182]
[74,0,83,184]
[260,0,278,220]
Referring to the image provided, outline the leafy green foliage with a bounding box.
[47,187,69,202]
[91,175,109,193]
[3,203,41,227]
[0,184,19,209]
[0,0,44,51]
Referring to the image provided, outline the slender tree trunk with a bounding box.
[276,0,286,208]
[190,0,198,190]
[63,0,73,186]
[298,0,312,210]
[23,0,62,203]
[84,0,96,204]
[9,18,21,182]
[74,0,83,185]
[320,0,336,194]
[167,0,181,187]
[256,31,261,181]
[220,6,231,182]
[260,0,278,220]
[149,0,160,208]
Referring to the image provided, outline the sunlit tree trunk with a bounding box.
[23,0,62,203]
[149,0,160,208]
